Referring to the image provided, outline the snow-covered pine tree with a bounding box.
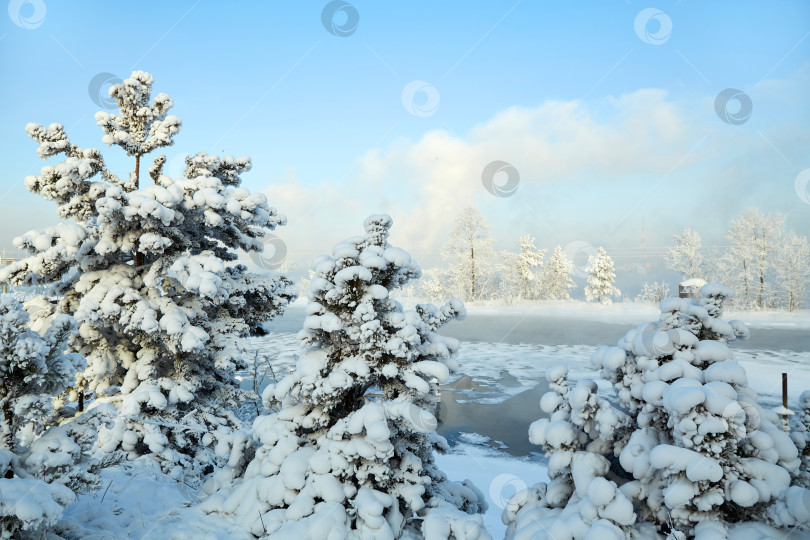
[0,71,295,482]
[503,365,638,540]
[499,237,546,302]
[636,282,671,305]
[200,215,490,539]
[504,284,810,539]
[542,246,575,301]
[0,296,92,538]
[515,235,546,301]
[584,247,620,304]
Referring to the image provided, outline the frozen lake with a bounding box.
[436,375,550,457]
[251,304,809,457]
[266,304,810,352]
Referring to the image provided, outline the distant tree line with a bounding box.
[399,207,621,305]
[664,209,809,311]
[393,207,808,311]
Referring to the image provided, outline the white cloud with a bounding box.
[263,75,809,270]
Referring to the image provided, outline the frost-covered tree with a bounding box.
[0,296,93,538]
[584,247,620,305]
[498,251,523,303]
[444,207,495,302]
[417,268,448,303]
[504,284,810,539]
[722,209,785,309]
[0,71,295,482]
[773,231,809,311]
[542,246,575,301]
[201,215,490,539]
[395,268,450,305]
[666,228,704,280]
[636,282,671,304]
[298,269,315,301]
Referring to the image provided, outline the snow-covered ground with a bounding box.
[56,441,543,539]
[55,436,810,540]
[59,459,251,539]
[436,440,547,538]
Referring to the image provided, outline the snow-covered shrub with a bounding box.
[504,284,810,539]
[0,71,295,483]
[636,282,671,304]
[200,215,490,539]
[0,296,93,538]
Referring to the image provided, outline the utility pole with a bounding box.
[641,215,646,264]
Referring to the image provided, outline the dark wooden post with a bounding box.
[780,372,791,434]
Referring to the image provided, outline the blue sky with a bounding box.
[1,1,809,284]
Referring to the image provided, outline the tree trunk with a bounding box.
[1,382,14,478]
[133,154,144,267]
[0,384,14,450]
[2,401,11,450]
[758,241,765,308]
[756,228,766,309]
[759,272,764,308]
[742,260,749,306]
[338,384,368,421]
[470,244,475,301]
[78,391,84,412]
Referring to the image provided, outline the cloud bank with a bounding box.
[263,69,810,272]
